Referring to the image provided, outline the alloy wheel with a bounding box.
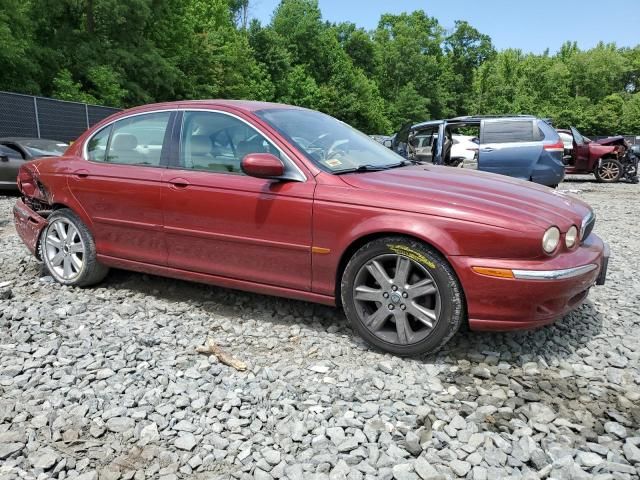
[44,218,85,281]
[352,254,441,345]
[598,161,620,181]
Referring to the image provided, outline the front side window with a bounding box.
[256,108,406,173]
[180,111,280,174]
[87,111,171,166]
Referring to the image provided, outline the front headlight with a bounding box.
[542,227,560,254]
[565,225,578,248]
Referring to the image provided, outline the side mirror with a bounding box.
[0,154,9,162]
[241,153,285,179]
[383,139,392,148]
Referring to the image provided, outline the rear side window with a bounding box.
[87,126,111,161]
[482,120,536,144]
[86,112,171,166]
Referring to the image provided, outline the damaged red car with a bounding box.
[14,101,609,356]
[558,127,638,183]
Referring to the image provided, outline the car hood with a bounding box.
[596,136,625,146]
[339,165,591,232]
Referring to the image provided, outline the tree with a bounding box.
[444,20,495,114]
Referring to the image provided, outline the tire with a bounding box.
[340,236,464,356]
[594,158,622,183]
[40,208,109,287]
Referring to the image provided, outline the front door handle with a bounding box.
[479,147,494,153]
[73,169,89,178]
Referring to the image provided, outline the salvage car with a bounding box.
[557,128,638,183]
[392,116,565,187]
[0,137,68,190]
[13,101,608,356]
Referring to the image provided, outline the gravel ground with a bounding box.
[0,179,639,480]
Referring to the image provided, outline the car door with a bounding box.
[570,126,591,171]
[67,110,175,265]
[478,119,542,179]
[162,109,314,290]
[0,144,24,188]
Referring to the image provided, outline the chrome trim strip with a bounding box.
[512,264,598,280]
[580,210,595,239]
[82,107,308,182]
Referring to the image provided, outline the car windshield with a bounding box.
[256,108,407,173]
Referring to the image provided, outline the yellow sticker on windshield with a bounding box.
[387,244,436,269]
[324,159,342,168]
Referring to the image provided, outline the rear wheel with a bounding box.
[40,209,108,287]
[341,237,464,356]
[594,158,622,183]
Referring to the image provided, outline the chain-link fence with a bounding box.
[0,91,121,143]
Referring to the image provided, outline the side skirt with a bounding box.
[97,254,336,307]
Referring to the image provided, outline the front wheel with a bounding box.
[340,237,464,356]
[594,158,622,183]
[40,208,109,287]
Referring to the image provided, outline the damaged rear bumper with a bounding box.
[13,198,48,257]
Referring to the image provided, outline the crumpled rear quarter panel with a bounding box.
[13,199,47,256]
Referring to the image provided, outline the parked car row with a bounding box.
[12,100,608,356]
[387,117,639,186]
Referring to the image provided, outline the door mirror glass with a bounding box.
[241,153,285,179]
[382,139,392,148]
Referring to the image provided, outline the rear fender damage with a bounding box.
[14,163,54,259]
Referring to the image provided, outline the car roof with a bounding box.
[411,115,539,130]
[451,115,536,121]
[121,100,304,116]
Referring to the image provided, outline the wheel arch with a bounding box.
[334,231,463,308]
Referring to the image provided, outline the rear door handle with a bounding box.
[479,147,494,153]
[169,178,189,189]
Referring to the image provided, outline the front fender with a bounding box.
[310,201,536,297]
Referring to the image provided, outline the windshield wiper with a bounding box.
[333,161,411,174]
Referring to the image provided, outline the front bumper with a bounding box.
[453,233,608,331]
[13,198,48,256]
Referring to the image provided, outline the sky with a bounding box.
[249,0,640,54]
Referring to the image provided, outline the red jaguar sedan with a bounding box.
[13,100,609,356]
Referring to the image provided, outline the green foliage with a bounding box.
[2,1,640,135]
[52,69,97,104]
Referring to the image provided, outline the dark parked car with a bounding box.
[557,128,638,183]
[0,137,68,190]
[14,101,608,356]
[391,116,565,187]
